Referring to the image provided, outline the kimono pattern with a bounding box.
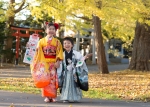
[59,50,88,102]
[30,37,63,98]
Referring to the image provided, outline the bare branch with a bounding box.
[21,4,29,10]
[72,14,92,22]
[59,0,64,3]
[14,0,26,13]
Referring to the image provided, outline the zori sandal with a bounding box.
[44,97,50,103]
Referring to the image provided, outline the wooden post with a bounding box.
[92,37,96,64]
[76,31,80,51]
[104,41,110,64]
[15,34,20,65]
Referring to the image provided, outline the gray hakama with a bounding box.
[60,69,82,102]
[58,50,88,102]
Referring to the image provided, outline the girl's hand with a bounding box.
[54,61,60,68]
[26,42,30,48]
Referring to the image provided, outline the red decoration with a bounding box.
[45,22,59,30]
[54,23,59,30]
[45,22,49,25]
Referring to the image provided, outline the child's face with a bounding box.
[46,26,56,37]
[63,40,73,52]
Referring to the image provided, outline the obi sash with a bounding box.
[44,54,56,58]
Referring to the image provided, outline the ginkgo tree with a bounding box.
[128,0,150,71]
[0,1,5,22]
[0,1,7,66]
[1,0,28,62]
[29,0,150,72]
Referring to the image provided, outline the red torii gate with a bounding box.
[11,25,43,65]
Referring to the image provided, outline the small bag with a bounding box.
[57,61,64,88]
[76,66,89,91]
[58,72,64,93]
[58,71,64,88]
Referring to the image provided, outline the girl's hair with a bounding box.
[63,37,74,46]
[44,22,59,30]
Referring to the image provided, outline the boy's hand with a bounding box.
[84,53,93,59]
[81,53,92,61]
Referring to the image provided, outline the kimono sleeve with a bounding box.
[75,51,83,60]
[36,39,42,49]
[75,51,88,73]
[56,40,63,61]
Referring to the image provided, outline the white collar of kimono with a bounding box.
[66,50,71,53]
[46,36,53,41]
[63,50,82,60]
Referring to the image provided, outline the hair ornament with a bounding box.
[54,23,59,30]
[44,22,59,30]
[45,22,49,25]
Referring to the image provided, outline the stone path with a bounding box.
[0,90,150,107]
[0,64,129,78]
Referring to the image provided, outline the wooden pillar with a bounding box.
[15,30,20,65]
[92,37,96,64]
[35,31,38,34]
[104,40,110,63]
[76,31,80,51]
[26,30,29,35]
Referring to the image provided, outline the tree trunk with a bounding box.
[129,22,150,71]
[5,11,15,62]
[6,0,16,50]
[4,0,26,63]
[6,16,14,50]
[93,16,109,74]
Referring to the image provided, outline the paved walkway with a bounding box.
[0,64,129,78]
[88,64,129,72]
[0,90,150,107]
[1,64,150,107]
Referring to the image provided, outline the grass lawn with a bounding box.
[1,70,150,102]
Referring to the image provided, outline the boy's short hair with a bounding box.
[63,37,74,46]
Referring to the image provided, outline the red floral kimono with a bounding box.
[30,37,63,98]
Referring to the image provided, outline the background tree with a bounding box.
[0,1,5,22]
[0,1,8,65]
[29,0,138,73]
[3,0,28,62]
[4,0,149,72]
[128,0,150,71]
[0,22,7,66]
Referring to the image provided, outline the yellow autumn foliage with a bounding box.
[29,0,150,42]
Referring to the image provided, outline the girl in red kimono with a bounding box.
[30,22,63,103]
